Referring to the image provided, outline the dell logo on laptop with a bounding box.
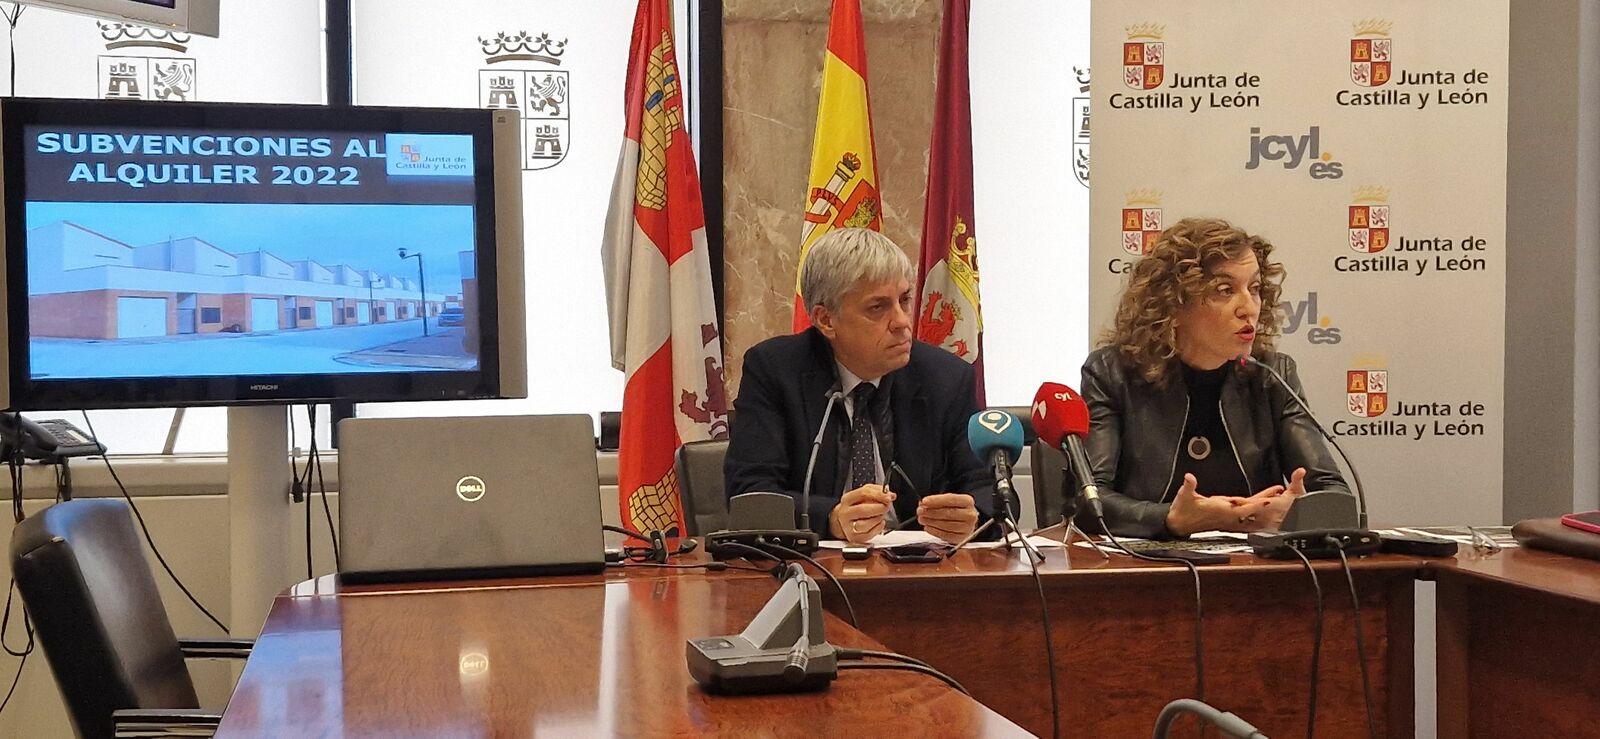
[455,475,486,502]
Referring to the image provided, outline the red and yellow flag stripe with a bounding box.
[793,0,883,331]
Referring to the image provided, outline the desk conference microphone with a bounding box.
[1030,383,1105,521]
[687,562,838,694]
[705,389,841,557]
[1240,354,1369,529]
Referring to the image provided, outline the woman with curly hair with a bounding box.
[1082,217,1349,538]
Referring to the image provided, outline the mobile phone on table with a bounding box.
[1142,548,1230,565]
[1561,510,1600,535]
[881,543,948,564]
[841,545,872,561]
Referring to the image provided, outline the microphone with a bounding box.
[798,389,846,533]
[966,409,1025,521]
[782,564,813,684]
[706,390,840,558]
[1030,383,1105,521]
[1240,355,1369,529]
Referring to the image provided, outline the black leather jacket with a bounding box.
[1080,346,1350,538]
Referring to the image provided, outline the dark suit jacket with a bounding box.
[724,327,994,538]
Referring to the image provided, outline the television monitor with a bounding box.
[22,0,219,37]
[0,98,527,410]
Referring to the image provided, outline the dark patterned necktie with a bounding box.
[848,383,878,489]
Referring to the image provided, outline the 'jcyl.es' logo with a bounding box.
[1245,126,1343,179]
[97,22,196,102]
[478,31,570,170]
[1348,186,1390,253]
[1122,23,1164,90]
[1350,19,1393,87]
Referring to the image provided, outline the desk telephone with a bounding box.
[0,414,106,460]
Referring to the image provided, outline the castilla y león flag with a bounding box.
[602,0,729,537]
[793,0,883,332]
[916,0,985,404]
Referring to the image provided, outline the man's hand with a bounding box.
[829,484,895,544]
[916,493,979,544]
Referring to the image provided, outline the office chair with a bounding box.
[1030,441,1071,529]
[674,439,731,535]
[10,498,251,739]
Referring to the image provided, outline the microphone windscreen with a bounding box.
[1030,382,1092,449]
[966,409,1025,465]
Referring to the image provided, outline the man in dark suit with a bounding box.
[725,227,992,545]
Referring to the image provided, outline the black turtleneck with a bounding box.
[1163,363,1250,501]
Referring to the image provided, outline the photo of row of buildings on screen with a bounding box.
[27,220,470,341]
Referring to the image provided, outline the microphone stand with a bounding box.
[1031,476,1108,560]
[992,460,1044,564]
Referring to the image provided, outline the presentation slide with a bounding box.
[21,125,482,379]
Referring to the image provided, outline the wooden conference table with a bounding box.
[215,541,1600,738]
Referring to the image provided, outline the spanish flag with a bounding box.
[793,0,883,331]
[602,0,729,538]
[916,0,984,403]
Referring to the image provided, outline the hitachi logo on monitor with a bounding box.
[249,384,279,391]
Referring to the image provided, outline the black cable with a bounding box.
[80,413,227,634]
[837,647,935,671]
[2,4,23,97]
[755,541,859,631]
[8,446,21,524]
[0,579,32,718]
[1288,546,1324,739]
[996,511,1061,739]
[1099,527,1206,704]
[2,580,33,657]
[707,540,793,575]
[291,405,311,580]
[602,524,695,563]
[309,405,338,570]
[302,409,312,581]
[0,650,23,716]
[837,661,969,696]
[1333,544,1377,739]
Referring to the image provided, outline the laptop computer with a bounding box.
[337,414,605,583]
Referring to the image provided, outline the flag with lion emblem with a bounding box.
[916,0,985,403]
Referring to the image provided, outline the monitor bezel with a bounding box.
[0,98,514,410]
[23,0,219,37]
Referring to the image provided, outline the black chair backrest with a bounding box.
[997,406,1038,446]
[674,439,730,535]
[1031,441,1070,529]
[10,499,198,739]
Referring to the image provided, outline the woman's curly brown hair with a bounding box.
[1100,217,1285,386]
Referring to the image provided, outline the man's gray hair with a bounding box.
[799,227,916,314]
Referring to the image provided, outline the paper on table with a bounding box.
[817,529,947,549]
[966,534,1068,549]
[1070,534,1252,554]
[818,529,1068,550]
